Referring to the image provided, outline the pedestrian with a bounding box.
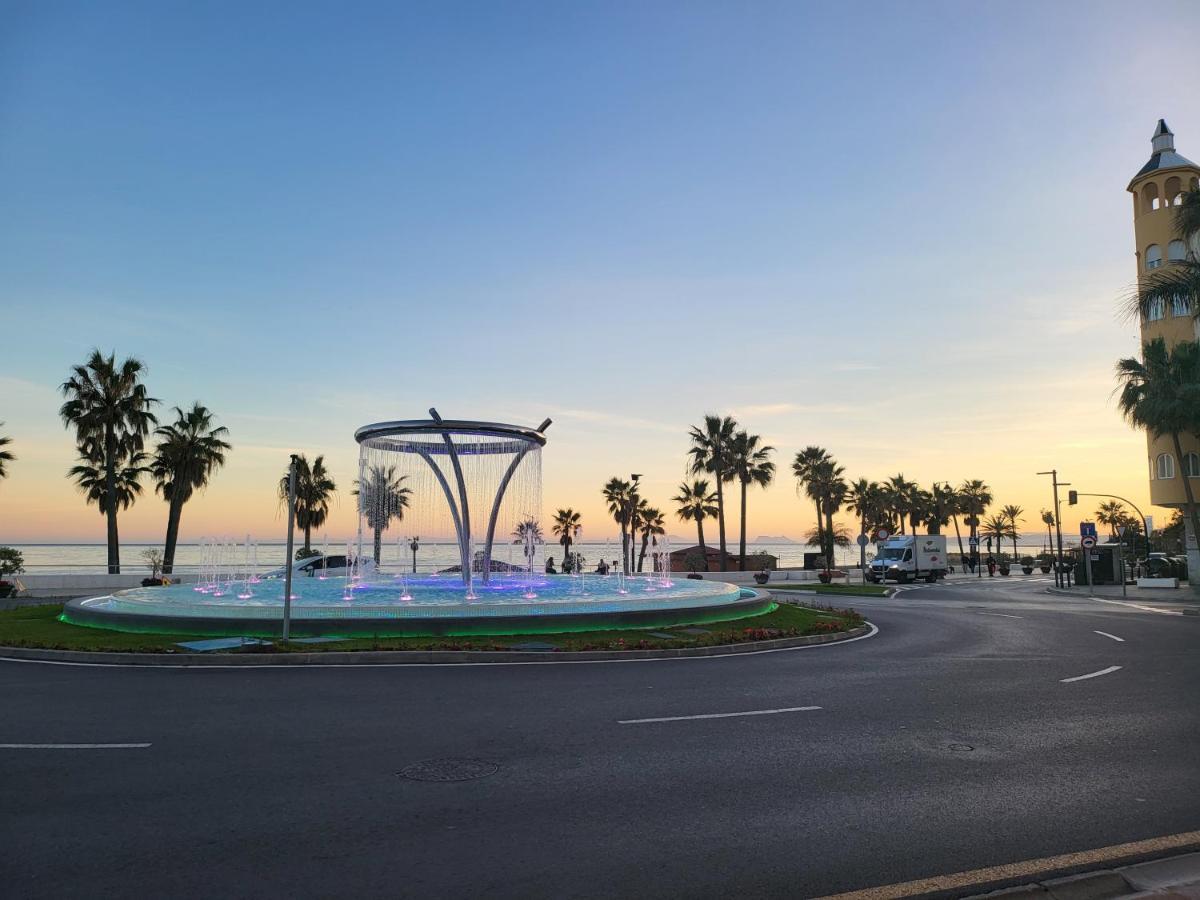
[545,556,557,575]
[986,554,996,577]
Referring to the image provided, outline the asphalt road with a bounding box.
[2,578,1198,899]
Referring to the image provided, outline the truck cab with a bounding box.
[866,535,948,584]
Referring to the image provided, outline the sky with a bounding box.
[1,0,1199,545]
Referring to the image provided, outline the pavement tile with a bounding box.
[1120,854,1200,892]
[1043,870,1130,900]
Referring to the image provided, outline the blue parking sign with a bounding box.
[1080,522,1098,540]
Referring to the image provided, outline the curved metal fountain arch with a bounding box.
[354,409,550,593]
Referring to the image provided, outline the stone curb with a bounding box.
[1044,587,1200,614]
[965,852,1200,900]
[0,623,873,666]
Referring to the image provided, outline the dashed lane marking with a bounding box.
[977,612,1024,619]
[1060,665,1122,683]
[0,743,151,749]
[619,705,821,725]
[1094,631,1125,642]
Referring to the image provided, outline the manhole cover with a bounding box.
[947,743,975,752]
[399,758,499,782]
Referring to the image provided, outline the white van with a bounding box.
[866,535,948,584]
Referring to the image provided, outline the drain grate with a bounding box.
[947,743,975,752]
[399,758,500,782]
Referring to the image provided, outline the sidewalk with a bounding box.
[971,850,1200,899]
[1045,580,1200,614]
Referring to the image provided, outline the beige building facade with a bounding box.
[1127,120,1200,561]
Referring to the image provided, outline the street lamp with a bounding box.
[625,474,642,576]
[1036,470,1069,588]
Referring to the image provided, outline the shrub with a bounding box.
[0,547,24,578]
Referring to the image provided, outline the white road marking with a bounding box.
[1087,596,1183,616]
[977,612,1024,619]
[619,705,821,725]
[1094,631,1125,642]
[0,622,880,670]
[1060,665,1122,683]
[0,743,151,749]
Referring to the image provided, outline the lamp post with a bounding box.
[282,454,298,642]
[1037,470,1069,588]
[625,474,641,576]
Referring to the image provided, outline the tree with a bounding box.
[795,449,846,570]
[981,513,1016,556]
[958,479,993,568]
[352,465,411,565]
[1094,500,1129,539]
[552,508,582,567]
[1040,508,1056,552]
[0,424,13,482]
[793,446,834,558]
[688,415,738,571]
[673,479,718,570]
[728,430,775,570]
[637,506,665,572]
[928,483,959,546]
[805,523,852,549]
[68,438,148,532]
[846,479,887,540]
[279,454,337,556]
[1116,337,1200,593]
[602,477,634,574]
[1128,187,1200,323]
[1001,504,1024,560]
[883,474,917,535]
[512,518,543,564]
[60,350,158,574]
[150,403,231,574]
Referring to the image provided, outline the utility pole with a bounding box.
[283,454,298,642]
[1037,470,1068,588]
[626,474,641,576]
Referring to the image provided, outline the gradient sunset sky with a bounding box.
[2,1,1199,544]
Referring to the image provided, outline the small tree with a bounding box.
[141,547,164,581]
[0,547,25,579]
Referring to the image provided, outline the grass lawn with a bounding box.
[770,583,891,597]
[0,602,865,654]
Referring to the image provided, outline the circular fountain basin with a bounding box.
[61,574,774,638]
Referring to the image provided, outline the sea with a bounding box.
[7,536,1057,575]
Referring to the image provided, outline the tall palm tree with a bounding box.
[884,474,917,535]
[673,479,718,570]
[1128,187,1200,323]
[512,518,544,565]
[908,487,933,533]
[68,438,148,531]
[943,484,968,561]
[982,513,1016,556]
[352,465,411,565]
[1001,504,1024,559]
[60,350,158,574]
[687,415,738,571]
[637,506,665,572]
[793,446,834,554]
[1040,508,1056,552]
[552,508,582,569]
[846,478,886,540]
[926,483,957,540]
[150,403,231,574]
[0,424,13,482]
[819,469,849,569]
[1116,337,1200,590]
[1095,500,1128,539]
[602,477,633,574]
[958,479,993,569]
[728,430,775,570]
[279,454,337,557]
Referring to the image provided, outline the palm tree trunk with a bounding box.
[1170,431,1200,595]
[373,527,382,565]
[105,424,120,574]
[825,505,835,570]
[162,497,184,575]
[739,480,748,570]
[639,532,650,572]
[952,515,965,562]
[620,522,628,575]
[697,519,708,571]
[303,524,312,557]
[715,479,727,571]
[1011,530,1019,561]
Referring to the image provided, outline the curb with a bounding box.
[0,623,874,666]
[966,851,1200,900]
[1045,587,1200,615]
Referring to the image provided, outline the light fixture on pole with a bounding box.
[283,454,298,641]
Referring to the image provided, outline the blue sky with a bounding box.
[2,1,1199,541]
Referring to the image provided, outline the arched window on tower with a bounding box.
[1165,176,1182,206]
[1168,240,1186,263]
[1156,453,1175,480]
[1184,452,1200,478]
[1145,244,1162,270]
[1142,182,1160,213]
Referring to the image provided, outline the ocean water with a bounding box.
[7,536,1056,575]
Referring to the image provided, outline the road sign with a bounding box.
[856,534,869,547]
[968,536,979,547]
[875,529,890,542]
[1081,535,1097,549]
[1080,522,1098,540]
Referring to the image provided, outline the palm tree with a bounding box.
[512,518,544,565]
[1095,500,1128,539]
[908,487,933,533]
[958,479,993,570]
[60,350,158,573]
[943,484,968,561]
[0,424,13,482]
[1001,504,1024,559]
[926,483,957,539]
[728,430,775,570]
[279,454,337,557]
[793,446,834,555]
[150,404,231,574]
[637,506,665,572]
[1040,508,1056,553]
[687,415,738,571]
[805,522,852,549]
[1128,187,1200,323]
[673,479,718,570]
[602,477,633,573]
[982,513,1016,556]
[846,479,886,540]
[552,508,582,568]
[1116,337,1200,591]
[68,438,148,530]
[352,465,412,565]
[819,469,848,569]
[884,474,917,535]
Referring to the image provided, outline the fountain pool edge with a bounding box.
[60,588,776,639]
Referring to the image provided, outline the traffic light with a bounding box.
[1068,490,1078,505]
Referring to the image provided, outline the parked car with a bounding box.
[261,554,356,579]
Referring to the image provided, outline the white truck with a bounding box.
[866,534,949,584]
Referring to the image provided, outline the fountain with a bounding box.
[62,410,772,638]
